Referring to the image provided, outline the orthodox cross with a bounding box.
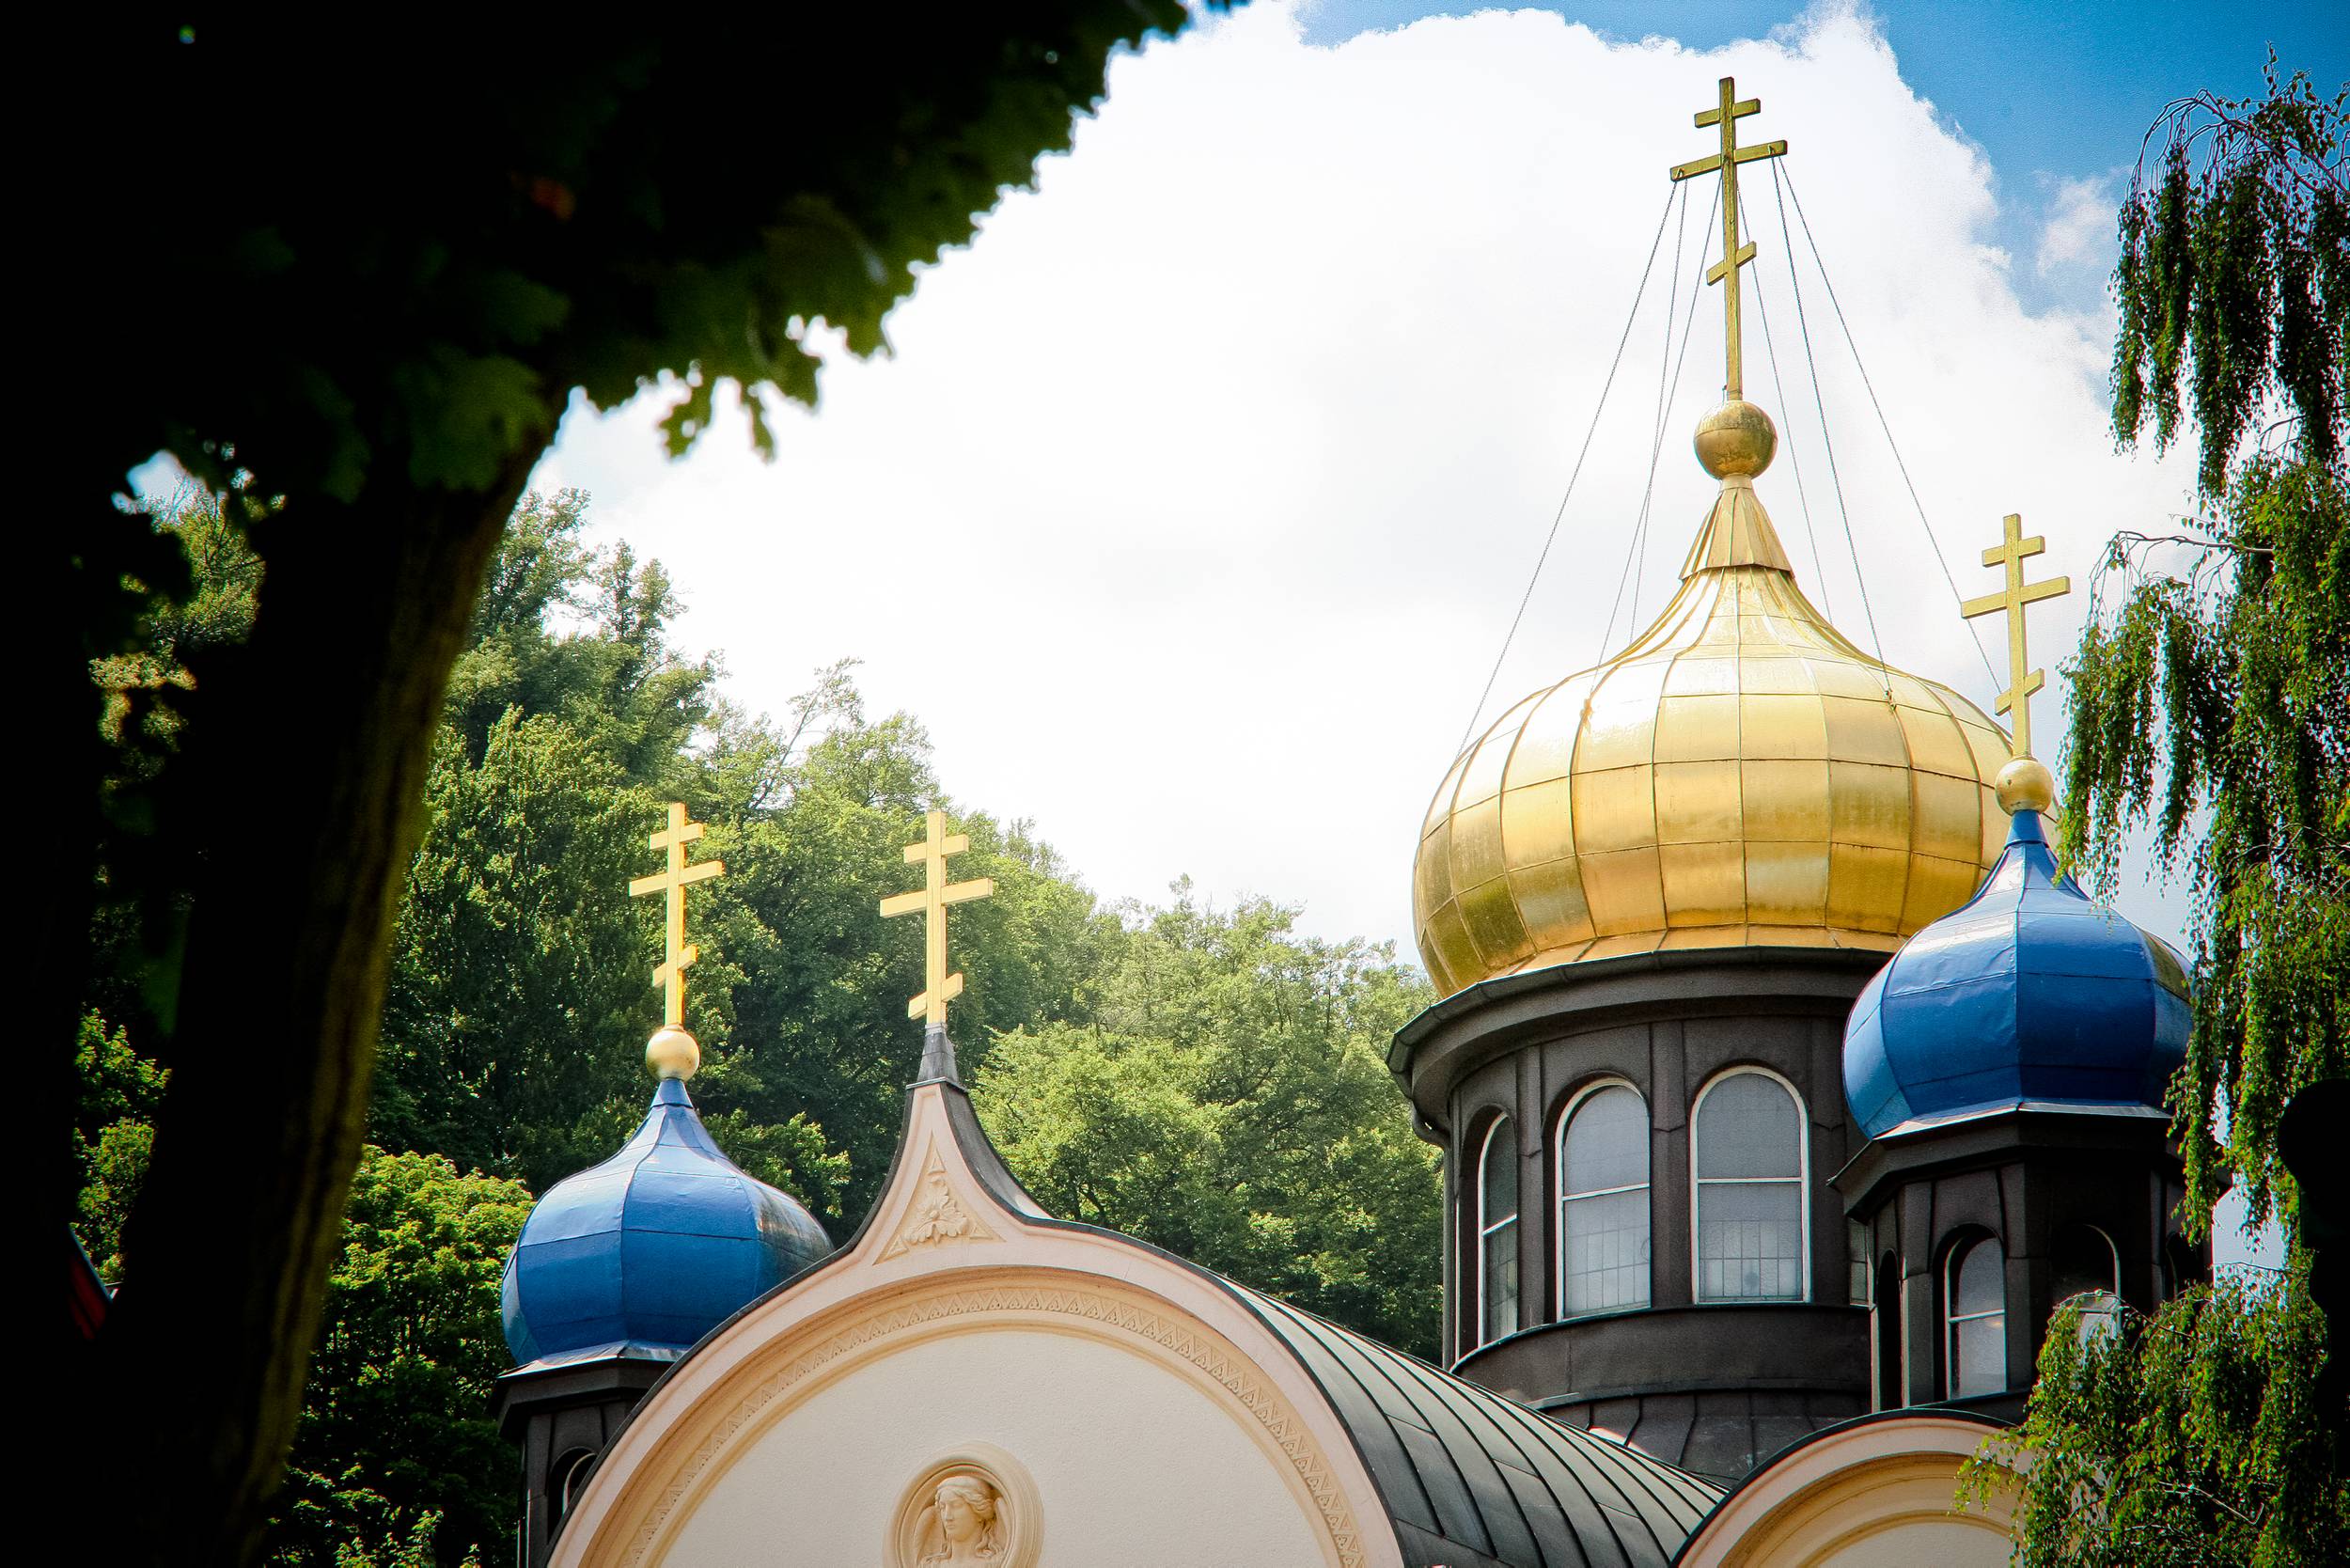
[1959,512,2071,758]
[629,801,725,1027]
[1669,75,1788,400]
[880,809,995,1029]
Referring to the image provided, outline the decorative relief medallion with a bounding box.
[877,1151,998,1262]
[886,1444,1041,1568]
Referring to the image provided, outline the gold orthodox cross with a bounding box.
[629,801,725,1027]
[1960,513,2071,757]
[880,809,995,1029]
[1670,76,1788,400]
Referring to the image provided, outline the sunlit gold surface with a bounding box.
[1413,472,2010,998]
[645,1023,701,1082]
[1694,400,1778,478]
[1995,756,2057,814]
[881,808,995,1029]
[1669,76,1788,400]
[629,801,725,1030]
[1959,511,2070,760]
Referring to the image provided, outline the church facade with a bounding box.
[491,78,2202,1568]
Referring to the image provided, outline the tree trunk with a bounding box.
[82,445,543,1567]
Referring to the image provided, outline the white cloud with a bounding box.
[2036,170,2122,277]
[531,0,2198,964]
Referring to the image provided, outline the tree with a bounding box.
[55,16,1195,1563]
[265,1147,532,1568]
[1964,66,2350,1567]
[973,888,1443,1356]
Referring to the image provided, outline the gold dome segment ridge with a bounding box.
[1411,79,2013,998]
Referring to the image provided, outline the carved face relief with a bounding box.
[887,1447,1039,1568]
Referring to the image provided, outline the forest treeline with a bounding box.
[73,488,1439,1565]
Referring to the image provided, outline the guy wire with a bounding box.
[1781,165,2003,689]
[1629,187,1697,640]
[1599,187,1717,664]
[1770,162,1892,698]
[1749,261,1832,618]
[1451,183,1681,760]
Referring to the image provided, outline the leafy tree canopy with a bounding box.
[1970,63,2350,1568]
[975,888,1441,1356]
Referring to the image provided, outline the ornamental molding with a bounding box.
[876,1145,1000,1262]
[617,1278,1369,1568]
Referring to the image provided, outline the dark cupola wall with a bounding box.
[1391,945,1878,1483]
[1835,790,2204,1419]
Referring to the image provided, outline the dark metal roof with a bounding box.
[1231,1287,1723,1568]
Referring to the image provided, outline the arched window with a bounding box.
[2052,1223,2121,1304]
[1557,1084,1650,1316]
[1476,1116,1519,1344]
[1945,1235,2007,1398]
[552,1448,596,1523]
[1691,1070,1808,1302]
[2053,1223,2123,1343]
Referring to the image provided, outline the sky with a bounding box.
[147,3,2328,1259]
[529,0,2273,957]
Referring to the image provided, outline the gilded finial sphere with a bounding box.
[1995,755,2056,815]
[647,1024,701,1081]
[1693,400,1778,478]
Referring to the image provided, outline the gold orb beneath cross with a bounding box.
[647,1025,701,1081]
[1694,400,1778,478]
[1995,756,2056,815]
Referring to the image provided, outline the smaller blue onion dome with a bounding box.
[1843,804,2190,1140]
[501,1066,831,1367]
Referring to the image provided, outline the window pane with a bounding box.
[1483,1219,1519,1341]
[1696,1180,1803,1300]
[1481,1117,1518,1222]
[1562,1187,1650,1313]
[2051,1225,2118,1302]
[1955,1237,2005,1317]
[1564,1087,1647,1196]
[1695,1074,1801,1179]
[1950,1309,2004,1397]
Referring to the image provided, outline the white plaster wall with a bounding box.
[658,1325,1332,1568]
[1806,1517,2013,1568]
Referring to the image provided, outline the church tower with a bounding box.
[1389,79,2014,1482]
[494,805,831,1568]
[1835,536,2203,1417]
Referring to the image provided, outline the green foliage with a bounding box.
[2063,457,2349,1230]
[329,1511,478,1568]
[1964,1274,2348,1567]
[266,1148,531,1568]
[71,1011,168,1278]
[973,889,1443,1356]
[2111,65,2348,495]
[2005,60,2350,1568]
[373,713,661,1191]
[108,10,1187,512]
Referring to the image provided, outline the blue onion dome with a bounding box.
[502,1027,831,1367]
[1842,779,2191,1141]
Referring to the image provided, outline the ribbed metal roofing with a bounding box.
[1233,1288,1722,1568]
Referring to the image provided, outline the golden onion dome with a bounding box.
[1413,399,2013,997]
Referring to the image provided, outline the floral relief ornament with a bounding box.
[878,1150,997,1262]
